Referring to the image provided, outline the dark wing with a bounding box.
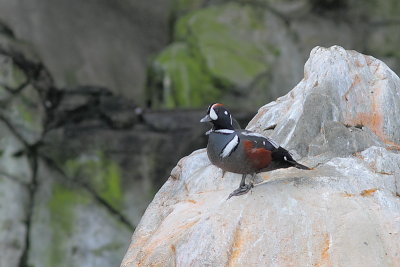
[240,130,310,170]
[239,130,279,151]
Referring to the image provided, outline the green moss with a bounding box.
[49,185,88,234]
[148,3,276,108]
[150,42,221,108]
[64,152,123,210]
[178,4,268,87]
[101,160,123,208]
[0,59,27,99]
[48,184,89,266]
[15,101,34,124]
[10,63,27,88]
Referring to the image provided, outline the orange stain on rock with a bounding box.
[354,59,365,68]
[342,192,355,197]
[227,224,244,267]
[321,234,332,265]
[170,244,176,253]
[387,145,400,151]
[315,233,332,267]
[352,111,383,136]
[261,173,270,180]
[344,84,400,149]
[186,199,197,204]
[376,171,393,175]
[361,188,377,197]
[138,219,200,265]
[352,152,364,160]
[178,219,200,231]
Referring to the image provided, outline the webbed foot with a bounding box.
[227,183,254,199]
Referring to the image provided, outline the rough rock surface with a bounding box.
[148,0,400,109]
[0,33,254,267]
[121,46,400,266]
[1,1,400,109]
[0,0,172,100]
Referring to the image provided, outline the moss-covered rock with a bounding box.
[64,152,123,210]
[175,4,269,88]
[0,50,44,143]
[47,184,89,266]
[149,43,220,108]
[28,171,132,267]
[148,3,277,109]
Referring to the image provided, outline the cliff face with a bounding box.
[148,1,400,109]
[1,1,400,108]
[0,0,172,101]
[121,46,400,266]
[0,32,221,267]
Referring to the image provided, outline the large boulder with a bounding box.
[121,46,400,266]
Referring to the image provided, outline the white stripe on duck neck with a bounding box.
[214,129,235,134]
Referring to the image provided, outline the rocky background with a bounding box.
[0,0,399,266]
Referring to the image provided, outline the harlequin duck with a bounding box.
[200,103,310,199]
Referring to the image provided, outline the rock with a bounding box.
[0,177,29,267]
[0,33,257,267]
[147,1,400,110]
[148,3,279,109]
[0,0,172,101]
[247,46,400,158]
[0,38,147,267]
[121,46,400,266]
[28,164,133,267]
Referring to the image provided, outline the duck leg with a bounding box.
[227,174,254,199]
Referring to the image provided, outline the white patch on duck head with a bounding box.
[209,107,218,120]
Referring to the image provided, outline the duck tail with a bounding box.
[273,147,311,170]
[285,159,311,170]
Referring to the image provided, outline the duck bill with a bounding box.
[200,115,212,122]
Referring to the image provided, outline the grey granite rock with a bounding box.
[121,46,400,266]
[248,46,400,159]
[0,167,29,267]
